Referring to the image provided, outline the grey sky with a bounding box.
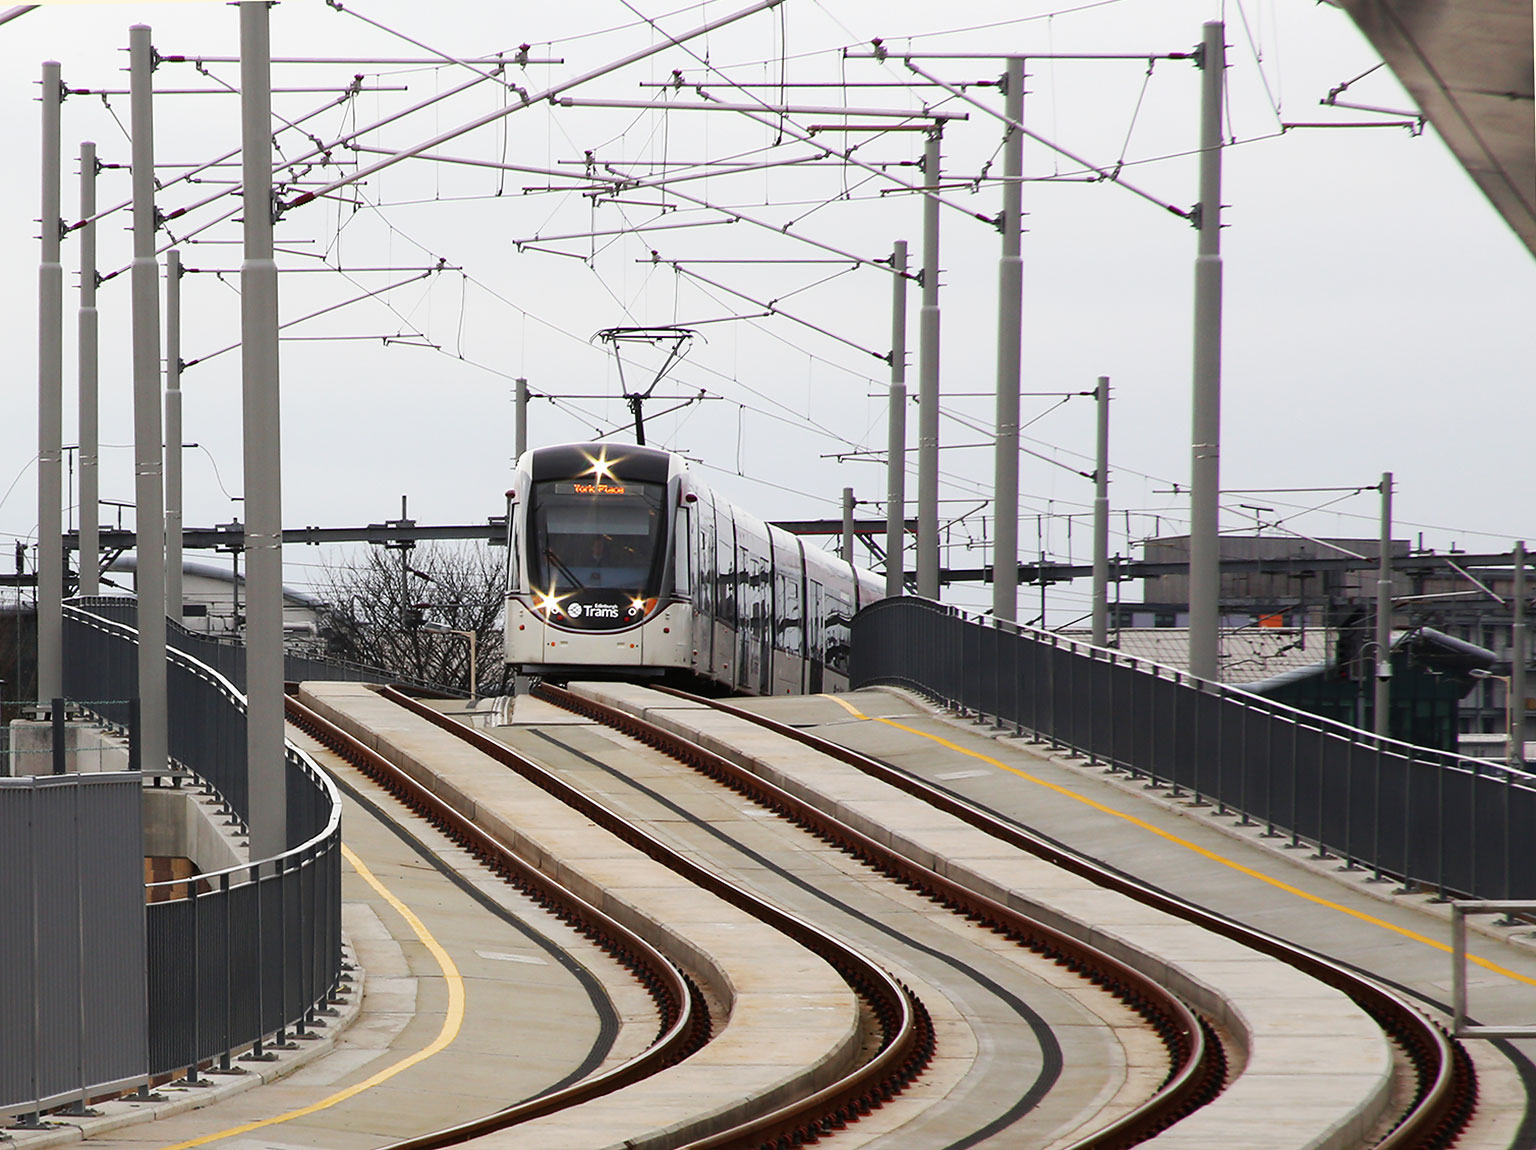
[2,0,1532,621]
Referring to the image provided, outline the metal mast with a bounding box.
[916,128,943,599]
[241,1,287,860]
[1186,20,1225,681]
[1091,376,1111,646]
[885,240,909,597]
[1374,472,1392,737]
[130,26,168,774]
[991,56,1024,623]
[37,60,63,704]
[165,250,183,622]
[77,141,100,597]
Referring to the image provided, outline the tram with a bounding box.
[504,442,883,694]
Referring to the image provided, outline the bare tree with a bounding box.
[315,543,505,696]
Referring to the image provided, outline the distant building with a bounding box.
[1103,534,1526,749]
[105,555,322,638]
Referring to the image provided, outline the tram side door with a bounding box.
[699,515,716,674]
[736,544,753,692]
[806,580,825,694]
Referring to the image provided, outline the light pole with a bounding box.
[420,621,478,704]
[1470,668,1517,767]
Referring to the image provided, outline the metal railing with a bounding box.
[143,760,342,1082]
[71,595,453,695]
[0,603,346,1120]
[0,772,146,1120]
[851,597,1536,900]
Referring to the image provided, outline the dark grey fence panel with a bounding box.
[851,597,1536,899]
[145,897,194,1077]
[71,595,452,694]
[39,602,344,1103]
[0,775,146,1117]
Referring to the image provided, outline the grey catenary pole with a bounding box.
[165,250,183,620]
[514,376,528,460]
[1186,20,1225,682]
[77,141,100,597]
[130,26,168,776]
[885,240,908,597]
[242,2,287,860]
[1091,376,1111,647]
[916,128,942,599]
[37,61,63,705]
[1374,471,1392,737]
[991,56,1024,624]
[841,487,855,565]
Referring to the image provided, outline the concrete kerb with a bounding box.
[4,936,363,1150]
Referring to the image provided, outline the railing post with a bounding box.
[1141,664,1158,785]
[275,851,290,1048]
[1236,694,1254,825]
[219,871,233,1071]
[1503,768,1513,901]
[1286,717,1305,849]
[51,698,67,775]
[1369,737,1388,882]
[251,866,268,1060]
[185,877,201,1084]
[993,620,1005,730]
[128,697,141,774]
[1341,733,1358,869]
[1047,636,1059,751]
[1262,711,1282,838]
[1214,687,1226,815]
[1312,723,1331,860]
[1434,752,1448,900]
[1169,672,1183,798]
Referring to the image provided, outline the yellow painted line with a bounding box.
[824,692,1536,987]
[156,842,468,1150]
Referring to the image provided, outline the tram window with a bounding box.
[674,507,692,598]
[826,589,853,674]
[507,509,523,592]
[717,530,736,628]
[699,520,715,615]
[527,479,665,594]
[777,572,802,654]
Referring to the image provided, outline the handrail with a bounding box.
[860,596,1536,785]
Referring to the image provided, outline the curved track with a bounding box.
[490,683,1229,1148]
[288,689,933,1149]
[664,686,1479,1150]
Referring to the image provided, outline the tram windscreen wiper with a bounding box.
[545,548,585,590]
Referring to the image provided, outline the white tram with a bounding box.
[504,443,883,694]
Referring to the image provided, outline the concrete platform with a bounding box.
[573,681,1402,1150]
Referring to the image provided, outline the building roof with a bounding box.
[106,555,323,608]
[1058,626,1331,685]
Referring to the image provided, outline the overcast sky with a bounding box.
[1,0,1532,621]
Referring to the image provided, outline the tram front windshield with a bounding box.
[528,478,667,599]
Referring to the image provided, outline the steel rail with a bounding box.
[281,693,708,1144]
[376,685,934,1150]
[665,687,1477,1150]
[534,683,1223,1149]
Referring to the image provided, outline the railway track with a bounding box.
[287,689,933,1149]
[295,679,1472,1147]
[648,685,1480,1150]
[380,683,1238,1148]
